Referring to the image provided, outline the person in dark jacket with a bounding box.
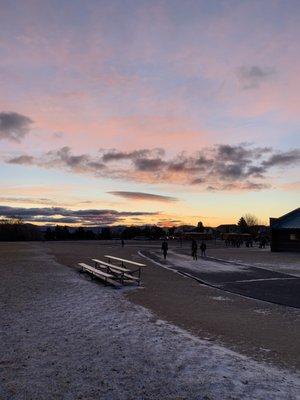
[191,239,198,260]
[200,241,207,257]
[161,240,168,260]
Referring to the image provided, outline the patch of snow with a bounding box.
[138,250,193,279]
[260,347,272,353]
[254,262,300,278]
[168,250,247,273]
[254,309,271,315]
[206,256,300,278]
[211,296,231,301]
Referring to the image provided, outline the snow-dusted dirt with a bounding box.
[168,250,248,273]
[0,243,299,400]
[204,247,300,278]
[139,249,249,276]
[165,248,300,278]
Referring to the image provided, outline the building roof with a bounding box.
[216,224,237,229]
[270,208,300,230]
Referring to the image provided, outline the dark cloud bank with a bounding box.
[5,144,300,191]
[0,206,159,225]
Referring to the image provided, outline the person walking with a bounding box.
[200,241,207,257]
[191,239,198,260]
[161,239,168,260]
[121,239,125,248]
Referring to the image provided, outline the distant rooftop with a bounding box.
[270,208,300,230]
[216,224,237,228]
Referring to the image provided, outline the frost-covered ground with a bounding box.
[203,247,300,277]
[155,245,300,277]
[149,249,300,279]
[0,243,300,400]
[168,250,248,273]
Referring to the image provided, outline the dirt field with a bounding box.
[48,240,300,368]
[1,241,300,399]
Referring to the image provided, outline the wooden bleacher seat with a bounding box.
[92,259,140,283]
[78,263,121,288]
[104,255,146,283]
[92,259,130,273]
[104,255,146,267]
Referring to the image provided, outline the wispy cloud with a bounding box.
[108,191,178,202]
[7,155,34,165]
[262,150,300,167]
[237,66,276,90]
[0,197,58,206]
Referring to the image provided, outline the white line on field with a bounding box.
[222,277,298,284]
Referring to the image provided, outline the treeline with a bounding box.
[0,218,42,241]
[45,225,168,240]
[0,214,268,242]
[0,218,170,241]
[45,226,98,240]
[121,225,167,239]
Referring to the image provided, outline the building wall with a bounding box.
[271,229,300,252]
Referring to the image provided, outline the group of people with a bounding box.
[191,239,206,260]
[225,236,269,249]
[225,238,243,248]
[259,237,268,248]
[161,239,206,260]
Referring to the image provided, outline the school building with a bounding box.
[270,208,300,252]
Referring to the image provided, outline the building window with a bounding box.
[290,233,300,241]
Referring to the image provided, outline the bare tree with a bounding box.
[242,213,259,227]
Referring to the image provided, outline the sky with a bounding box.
[0,0,299,227]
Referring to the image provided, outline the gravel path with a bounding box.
[0,242,299,399]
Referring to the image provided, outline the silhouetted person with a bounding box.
[121,239,125,248]
[259,237,266,249]
[200,241,206,257]
[191,239,198,260]
[161,240,168,260]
